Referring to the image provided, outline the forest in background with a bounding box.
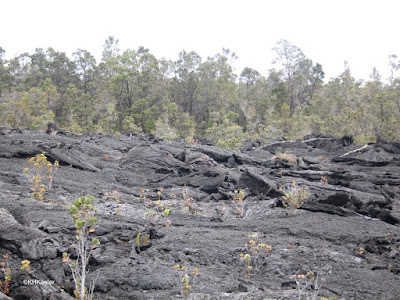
[0,37,399,149]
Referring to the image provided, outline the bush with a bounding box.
[153,118,178,141]
[205,117,246,150]
[62,195,100,300]
[0,255,11,295]
[173,265,198,296]
[280,181,310,214]
[23,152,59,201]
[239,234,272,278]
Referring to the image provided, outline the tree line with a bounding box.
[1,37,399,148]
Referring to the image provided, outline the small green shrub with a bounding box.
[173,265,198,296]
[0,255,11,295]
[20,260,31,272]
[143,188,172,226]
[136,232,150,247]
[280,181,310,214]
[0,256,31,295]
[62,195,100,300]
[134,232,150,253]
[153,118,178,141]
[231,189,245,218]
[144,200,172,220]
[23,152,59,201]
[320,176,328,184]
[180,186,198,214]
[205,116,247,150]
[292,271,324,300]
[240,234,272,278]
[103,190,124,216]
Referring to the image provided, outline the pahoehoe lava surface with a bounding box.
[1,128,400,300]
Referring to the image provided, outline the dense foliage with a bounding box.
[1,37,399,148]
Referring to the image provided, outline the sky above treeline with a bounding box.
[1,0,399,82]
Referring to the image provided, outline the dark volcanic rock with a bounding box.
[0,129,400,299]
[238,170,283,198]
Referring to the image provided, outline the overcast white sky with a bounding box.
[1,0,399,82]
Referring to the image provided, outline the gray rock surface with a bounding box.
[0,129,399,299]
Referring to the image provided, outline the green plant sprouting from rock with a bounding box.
[62,195,100,300]
[103,189,125,216]
[134,232,150,253]
[0,255,31,296]
[144,200,172,220]
[20,259,31,272]
[280,181,310,214]
[231,189,245,218]
[23,152,59,201]
[143,188,173,226]
[240,234,272,278]
[173,264,198,296]
[180,186,199,215]
[292,271,326,300]
[0,254,11,295]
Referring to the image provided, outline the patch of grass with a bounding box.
[271,152,298,164]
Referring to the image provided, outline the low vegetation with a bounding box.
[15,153,353,299]
[0,255,11,295]
[292,271,322,300]
[173,264,198,296]
[271,152,298,164]
[23,152,58,201]
[102,190,125,216]
[0,255,31,296]
[240,234,272,278]
[62,195,100,300]
[230,189,246,218]
[134,232,150,254]
[280,181,310,214]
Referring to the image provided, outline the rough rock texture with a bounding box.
[0,129,400,299]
